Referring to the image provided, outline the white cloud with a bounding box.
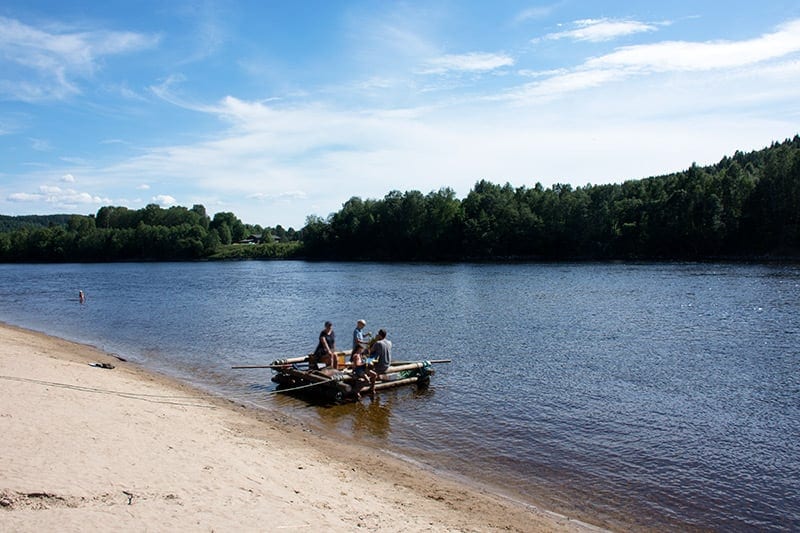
[61,173,75,183]
[248,190,308,201]
[540,18,659,43]
[337,4,442,90]
[506,68,625,101]
[420,52,514,74]
[40,186,109,204]
[7,17,798,228]
[8,185,111,205]
[513,18,800,102]
[515,5,560,24]
[136,183,151,190]
[101,138,131,145]
[587,19,800,72]
[0,16,160,101]
[149,74,190,107]
[89,27,800,227]
[7,192,40,202]
[59,156,89,165]
[115,83,147,101]
[30,137,51,151]
[152,194,177,207]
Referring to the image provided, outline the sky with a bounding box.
[1,1,799,229]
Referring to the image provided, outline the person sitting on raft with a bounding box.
[308,321,337,371]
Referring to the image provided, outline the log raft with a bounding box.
[265,353,439,402]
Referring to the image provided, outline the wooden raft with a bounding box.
[268,354,439,402]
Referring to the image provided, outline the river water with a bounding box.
[1,261,798,531]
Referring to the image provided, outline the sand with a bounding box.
[0,323,599,532]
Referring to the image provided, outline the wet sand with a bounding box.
[0,322,602,532]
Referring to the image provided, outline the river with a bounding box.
[1,261,798,531]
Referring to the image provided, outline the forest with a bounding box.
[0,204,301,261]
[306,135,800,261]
[1,135,799,262]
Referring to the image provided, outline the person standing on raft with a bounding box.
[367,329,391,394]
[351,319,371,363]
[309,321,337,370]
[350,319,373,395]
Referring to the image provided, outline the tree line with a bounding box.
[303,136,800,261]
[0,204,301,262]
[1,135,798,262]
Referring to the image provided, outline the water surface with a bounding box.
[1,261,798,531]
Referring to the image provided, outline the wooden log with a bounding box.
[372,376,418,390]
[384,362,427,374]
[271,355,310,365]
[352,374,419,394]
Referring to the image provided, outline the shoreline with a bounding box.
[0,322,602,532]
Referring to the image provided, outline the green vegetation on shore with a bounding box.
[0,204,302,262]
[2,135,799,262]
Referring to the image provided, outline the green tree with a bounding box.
[210,212,245,242]
[191,204,210,229]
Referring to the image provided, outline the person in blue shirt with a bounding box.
[352,319,370,357]
[350,319,371,388]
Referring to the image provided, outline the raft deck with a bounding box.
[270,355,436,402]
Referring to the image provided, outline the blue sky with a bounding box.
[1,1,799,229]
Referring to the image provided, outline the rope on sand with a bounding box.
[1,369,340,404]
[0,375,216,408]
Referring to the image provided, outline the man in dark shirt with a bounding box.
[309,321,336,370]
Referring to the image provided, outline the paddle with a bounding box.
[231,364,290,369]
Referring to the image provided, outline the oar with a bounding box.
[231,364,290,369]
[391,359,452,365]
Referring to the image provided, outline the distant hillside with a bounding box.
[1,135,799,262]
[0,205,300,262]
[0,214,74,232]
[302,135,800,261]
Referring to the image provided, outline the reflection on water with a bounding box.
[347,396,394,440]
[1,261,799,531]
[310,387,423,441]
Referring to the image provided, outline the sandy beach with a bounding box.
[0,323,599,532]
